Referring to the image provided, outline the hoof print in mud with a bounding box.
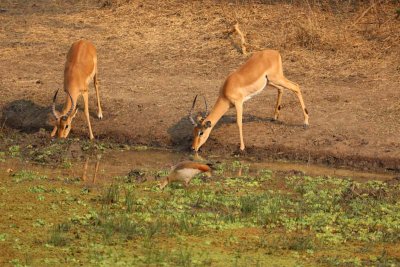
[271,119,283,125]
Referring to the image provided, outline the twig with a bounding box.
[0,117,7,132]
[233,22,247,55]
[219,2,247,55]
[351,1,378,27]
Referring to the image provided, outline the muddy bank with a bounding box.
[1,122,399,174]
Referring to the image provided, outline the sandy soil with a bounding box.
[1,0,399,172]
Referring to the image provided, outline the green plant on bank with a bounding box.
[81,140,109,152]
[131,145,149,151]
[29,141,71,164]
[9,258,30,267]
[0,151,5,162]
[102,184,120,204]
[0,233,7,241]
[47,223,71,247]
[12,170,47,183]
[62,159,72,169]
[8,145,20,157]
[258,169,273,181]
[231,160,250,173]
[212,162,227,175]
[125,189,135,212]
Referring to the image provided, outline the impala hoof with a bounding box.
[98,113,103,119]
[233,148,246,156]
[303,123,309,129]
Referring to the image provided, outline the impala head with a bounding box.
[51,90,78,138]
[189,95,212,152]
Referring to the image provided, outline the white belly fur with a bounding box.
[243,78,267,102]
[176,169,201,181]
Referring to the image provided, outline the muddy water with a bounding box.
[1,149,395,184]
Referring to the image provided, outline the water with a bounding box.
[1,148,394,185]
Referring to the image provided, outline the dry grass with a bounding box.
[1,0,398,109]
[1,0,398,83]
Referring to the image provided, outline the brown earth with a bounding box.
[1,0,399,172]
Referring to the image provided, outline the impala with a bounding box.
[51,40,103,140]
[189,49,309,151]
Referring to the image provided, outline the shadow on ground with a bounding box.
[167,113,275,148]
[1,99,54,132]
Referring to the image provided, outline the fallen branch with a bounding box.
[351,1,378,27]
[233,22,247,55]
[0,117,7,132]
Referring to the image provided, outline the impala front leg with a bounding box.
[273,88,283,121]
[235,101,245,150]
[83,92,95,140]
[93,73,103,119]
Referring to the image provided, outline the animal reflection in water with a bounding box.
[159,161,212,190]
[81,155,101,184]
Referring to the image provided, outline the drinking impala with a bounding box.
[51,40,103,140]
[189,50,309,151]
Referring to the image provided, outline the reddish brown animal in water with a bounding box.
[159,161,212,189]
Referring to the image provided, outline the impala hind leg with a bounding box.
[235,101,245,150]
[93,73,103,119]
[271,77,309,126]
[83,91,95,140]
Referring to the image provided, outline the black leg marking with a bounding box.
[304,108,308,115]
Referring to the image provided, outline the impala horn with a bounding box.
[189,94,198,125]
[203,95,208,117]
[52,90,75,119]
[52,89,60,119]
[64,90,75,118]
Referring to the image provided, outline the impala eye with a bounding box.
[65,125,69,129]
[199,131,204,136]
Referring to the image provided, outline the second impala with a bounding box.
[189,50,309,152]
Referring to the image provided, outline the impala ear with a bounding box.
[204,121,212,128]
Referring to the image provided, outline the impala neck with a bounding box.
[61,89,78,116]
[204,97,231,128]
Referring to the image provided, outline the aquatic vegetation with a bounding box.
[1,157,399,266]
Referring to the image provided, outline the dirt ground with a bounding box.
[1,0,399,172]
